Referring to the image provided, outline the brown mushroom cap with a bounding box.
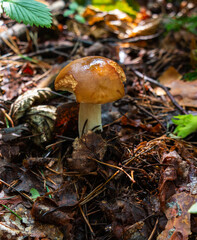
[54,56,126,104]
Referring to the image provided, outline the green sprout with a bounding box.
[64,1,85,24]
[172,114,197,138]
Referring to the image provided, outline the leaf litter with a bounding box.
[0,0,197,239]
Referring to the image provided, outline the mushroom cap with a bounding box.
[54,56,126,104]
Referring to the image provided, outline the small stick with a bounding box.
[130,67,187,115]
[133,101,166,131]
[148,218,159,240]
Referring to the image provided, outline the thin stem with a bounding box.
[78,103,102,137]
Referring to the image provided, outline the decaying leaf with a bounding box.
[31,197,75,226]
[9,88,57,145]
[157,192,197,240]
[9,87,54,124]
[67,131,107,173]
[0,203,63,239]
[25,105,56,145]
[159,151,190,208]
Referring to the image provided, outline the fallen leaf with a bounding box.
[9,88,54,124]
[31,197,75,226]
[21,62,34,76]
[67,131,106,173]
[156,66,197,107]
[55,102,79,137]
[157,192,197,240]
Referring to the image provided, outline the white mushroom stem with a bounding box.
[78,103,102,137]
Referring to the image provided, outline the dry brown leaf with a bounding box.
[155,66,197,107]
[82,5,158,39]
[67,131,107,173]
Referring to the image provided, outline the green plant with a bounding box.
[164,15,197,35]
[92,0,137,17]
[64,1,85,24]
[30,188,40,200]
[189,202,197,214]
[0,0,52,28]
[182,69,197,81]
[172,114,197,138]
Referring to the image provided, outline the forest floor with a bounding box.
[0,0,197,239]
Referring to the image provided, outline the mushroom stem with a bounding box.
[78,103,102,137]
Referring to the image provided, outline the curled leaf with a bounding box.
[9,88,54,124]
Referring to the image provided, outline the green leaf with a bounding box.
[188,202,197,214]
[2,0,52,28]
[172,114,197,138]
[164,15,197,35]
[183,70,197,81]
[74,14,86,23]
[93,0,137,17]
[63,9,75,17]
[30,188,40,200]
[69,2,78,11]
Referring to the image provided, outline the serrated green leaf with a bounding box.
[188,202,197,214]
[74,14,85,23]
[63,9,75,17]
[2,0,52,28]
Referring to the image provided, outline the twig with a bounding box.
[133,100,166,131]
[130,67,187,114]
[148,218,159,240]
[0,179,33,203]
[89,157,135,183]
[74,183,95,236]
[101,31,163,43]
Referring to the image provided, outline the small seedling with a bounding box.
[30,188,40,200]
[64,1,85,24]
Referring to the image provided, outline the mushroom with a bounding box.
[54,56,126,137]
